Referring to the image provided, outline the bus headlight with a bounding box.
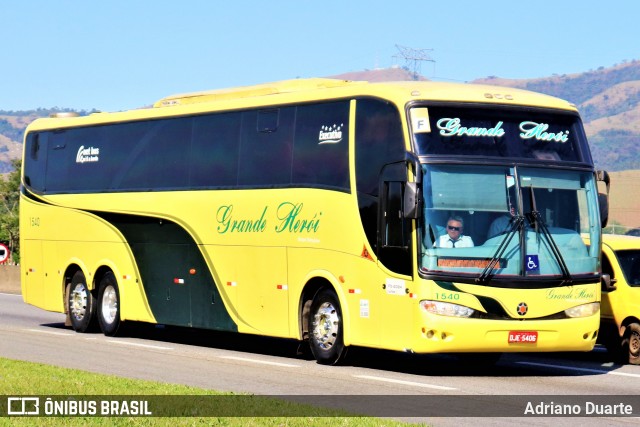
[420,300,475,318]
[564,302,600,318]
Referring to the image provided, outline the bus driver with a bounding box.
[435,216,474,248]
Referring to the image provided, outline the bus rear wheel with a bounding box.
[623,323,640,365]
[308,289,346,365]
[97,272,121,336]
[68,271,96,332]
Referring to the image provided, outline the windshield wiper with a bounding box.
[476,214,525,284]
[526,186,572,284]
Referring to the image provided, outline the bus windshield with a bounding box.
[419,164,601,284]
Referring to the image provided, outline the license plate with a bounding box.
[508,331,538,343]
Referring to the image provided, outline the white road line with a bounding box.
[353,374,458,391]
[218,355,300,368]
[517,361,640,378]
[106,340,174,351]
[27,328,74,337]
[27,329,174,351]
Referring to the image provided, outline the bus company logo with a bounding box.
[76,145,100,163]
[215,202,322,234]
[436,117,505,138]
[318,124,344,144]
[519,121,570,143]
[545,288,595,301]
[517,302,528,316]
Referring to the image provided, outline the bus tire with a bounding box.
[622,322,640,365]
[67,271,96,333]
[308,289,346,365]
[97,272,121,336]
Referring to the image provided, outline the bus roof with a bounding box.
[25,78,578,132]
[153,78,576,110]
[152,78,365,107]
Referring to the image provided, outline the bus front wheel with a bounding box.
[97,272,121,336]
[68,271,96,332]
[308,289,346,365]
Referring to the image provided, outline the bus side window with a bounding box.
[239,108,295,186]
[31,133,40,160]
[355,98,406,260]
[292,101,350,190]
[24,132,47,191]
[191,112,241,187]
[378,164,412,276]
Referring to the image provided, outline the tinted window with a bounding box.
[25,101,352,194]
[41,119,191,193]
[239,108,294,186]
[292,102,349,189]
[112,119,191,190]
[23,133,46,191]
[355,98,406,254]
[191,112,241,187]
[46,126,109,192]
[355,99,405,196]
[257,109,279,132]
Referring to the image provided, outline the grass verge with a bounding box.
[0,357,419,426]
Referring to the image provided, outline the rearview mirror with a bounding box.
[404,182,421,219]
[601,273,617,292]
[596,170,610,228]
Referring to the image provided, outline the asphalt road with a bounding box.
[2,292,640,425]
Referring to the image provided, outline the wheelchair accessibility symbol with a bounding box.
[526,255,540,272]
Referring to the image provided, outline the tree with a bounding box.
[0,159,21,263]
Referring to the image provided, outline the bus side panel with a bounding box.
[288,247,415,351]
[287,247,371,347]
[41,240,64,312]
[99,214,238,332]
[20,197,59,312]
[20,197,156,322]
[205,245,288,336]
[20,239,51,310]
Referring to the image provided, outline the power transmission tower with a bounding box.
[394,45,435,80]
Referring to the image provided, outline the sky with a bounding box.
[1,1,639,112]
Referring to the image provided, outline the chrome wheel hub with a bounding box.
[312,302,339,350]
[70,284,88,320]
[101,285,118,324]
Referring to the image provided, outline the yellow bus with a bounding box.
[20,78,609,365]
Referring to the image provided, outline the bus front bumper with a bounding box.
[410,313,599,353]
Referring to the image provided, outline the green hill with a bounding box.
[472,60,640,171]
